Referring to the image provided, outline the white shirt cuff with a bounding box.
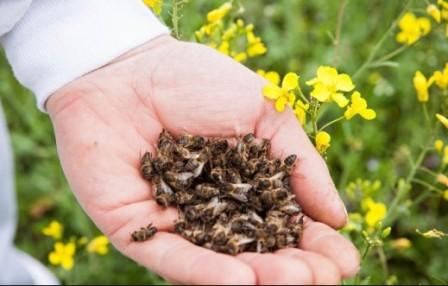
[0,0,170,111]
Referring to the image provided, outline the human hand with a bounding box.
[47,35,359,285]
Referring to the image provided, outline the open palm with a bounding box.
[47,36,359,285]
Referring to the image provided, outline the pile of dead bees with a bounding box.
[135,129,304,255]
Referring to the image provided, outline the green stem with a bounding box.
[377,246,389,281]
[411,178,444,194]
[353,0,411,80]
[333,0,348,66]
[372,45,408,65]
[418,166,439,177]
[297,86,309,104]
[385,143,430,225]
[423,104,432,131]
[171,0,187,39]
[354,243,372,285]
[319,116,345,131]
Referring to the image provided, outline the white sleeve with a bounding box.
[0,0,170,111]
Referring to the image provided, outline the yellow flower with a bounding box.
[363,198,387,227]
[344,91,376,120]
[49,242,76,271]
[431,63,448,90]
[427,4,442,23]
[436,113,448,128]
[218,41,230,55]
[222,24,237,41]
[435,139,444,152]
[143,0,163,15]
[343,213,364,233]
[246,31,267,57]
[443,190,448,201]
[263,72,299,112]
[294,99,310,125]
[316,131,331,154]
[396,12,431,45]
[416,228,447,239]
[439,0,448,10]
[247,41,267,57]
[42,220,63,240]
[257,70,280,85]
[78,236,88,246]
[207,2,232,23]
[443,8,448,21]
[306,66,354,108]
[437,174,448,186]
[87,235,109,255]
[442,147,448,166]
[232,52,247,63]
[391,238,412,250]
[413,71,433,102]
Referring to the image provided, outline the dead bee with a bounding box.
[256,172,285,190]
[154,178,175,207]
[277,201,301,215]
[195,183,220,199]
[178,134,205,150]
[243,133,256,144]
[282,154,297,174]
[260,188,289,206]
[140,152,155,181]
[223,183,252,202]
[227,168,242,183]
[210,222,231,245]
[209,138,229,155]
[163,171,194,191]
[219,234,255,255]
[210,167,226,183]
[131,223,158,242]
[230,215,257,236]
[152,154,174,173]
[175,190,196,205]
[185,151,208,177]
[158,129,175,148]
[265,210,288,234]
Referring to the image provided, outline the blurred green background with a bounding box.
[0,0,447,284]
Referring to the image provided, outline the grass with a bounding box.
[1,0,447,284]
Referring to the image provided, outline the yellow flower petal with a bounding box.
[55,242,65,253]
[310,83,331,102]
[207,2,232,23]
[61,257,74,271]
[332,93,349,108]
[418,17,431,35]
[444,190,448,201]
[275,97,288,112]
[435,139,444,152]
[360,109,377,120]
[335,74,355,92]
[65,242,76,256]
[48,252,60,265]
[436,113,448,128]
[413,71,430,102]
[316,66,338,86]
[282,72,299,91]
[263,84,282,100]
[427,4,442,23]
[316,131,331,154]
[265,71,280,85]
